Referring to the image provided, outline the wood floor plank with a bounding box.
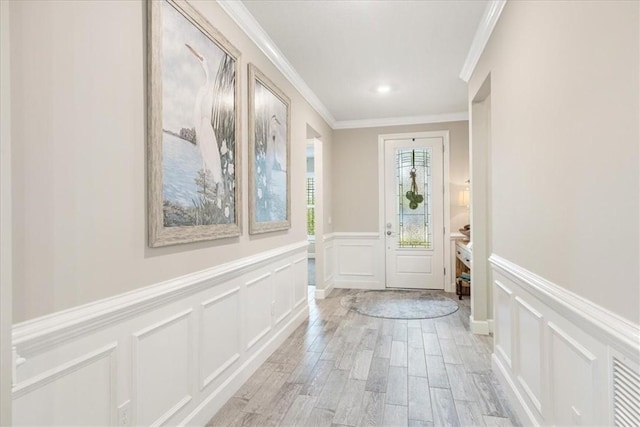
[316,369,349,410]
[445,363,478,401]
[425,355,449,389]
[451,325,473,346]
[422,333,442,356]
[242,371,289,414]
[264,382,303,418]
[305,407,336,427]
[380,319,395,336]
[234,362,277,400]
[430,387,460,427]
[458,344,491,374]
[228,411,279,427]
[408,420,434,427]
[390,341,408,367]
[471,373,508,417]
[408,376,432,422]
[439,338,463,364]
[350,349,374,380]
[357,392,385,427]
[359,328,379,351]
[407,346,427,377]
[393,320,408,342]
[455,399,486,427]
[483,415,514,426]
[407,327,424,349]
[301,359,337,396]
[373,334,392,359]
[332,379,367,426]
[386,366,408,406]
[407,319,422,329]
[206,397,247,427]
[288,351,323,384]
[383,404,408,427]
[321,336,346,364]
[434,320,453,340]
[420,319,436,334]
[280,395,318,427]
[338,341,359,371]
[365,357,390,393]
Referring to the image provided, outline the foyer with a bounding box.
[1,1,638,426]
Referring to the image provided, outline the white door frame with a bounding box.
[378,131,452,291]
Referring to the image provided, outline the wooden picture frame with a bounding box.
[147,0,242,247]
[248,64,291,234]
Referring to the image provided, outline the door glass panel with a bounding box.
[395,148,432,249]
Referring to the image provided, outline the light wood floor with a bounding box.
[207,288,520,427]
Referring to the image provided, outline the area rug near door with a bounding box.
[340,290,459,319]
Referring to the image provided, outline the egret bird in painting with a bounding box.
[265,114,282,187]
[185,43,223,188]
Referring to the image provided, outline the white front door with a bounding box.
[384,137,444,289]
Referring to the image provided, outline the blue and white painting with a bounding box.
[253,80,288,224]
[161,0,236,227]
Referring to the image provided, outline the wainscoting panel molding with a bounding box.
[315,234,336,299]
[199,287,241,391]
[12,343,117,426]
[293,256,308,308]
[330,232,384,290]
[11,242,309,427]
[489,254,640,427]
[245,272,273,351]
[132,309,193,427]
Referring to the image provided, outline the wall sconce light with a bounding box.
[458,189,470,207]
[458,179,470,208]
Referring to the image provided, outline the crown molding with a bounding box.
[217,0,337,128]
[459,0,506,83]
[333,111,469,130]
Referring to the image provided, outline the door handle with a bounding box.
[386,231,393,236]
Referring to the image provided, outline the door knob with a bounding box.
[386,231,392,236]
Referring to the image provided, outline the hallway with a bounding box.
[207,289,520,427]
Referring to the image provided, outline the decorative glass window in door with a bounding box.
[306,177,315,236]
[395,148,432,248]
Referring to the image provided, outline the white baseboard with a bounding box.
[469,315,492,335]
[315,281,334,299]
[489,253,640,426]
[492,353,539,426]
[11,242,310,426]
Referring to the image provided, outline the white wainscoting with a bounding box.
[314,233,335,299]
[329,232,384,290]
[489,254,640,426]
[328,232,458,292]
[11,242,309,427]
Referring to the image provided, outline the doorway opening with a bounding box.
[306,143,316,286]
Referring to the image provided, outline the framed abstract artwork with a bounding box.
[248,64,291,234]
[147,0,241,247]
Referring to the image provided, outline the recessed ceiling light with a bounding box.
[376,85,391,94]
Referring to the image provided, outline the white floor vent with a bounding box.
[613,357,640,427]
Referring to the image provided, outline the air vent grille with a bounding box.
[613,357,640,427]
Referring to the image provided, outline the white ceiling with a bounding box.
[241,0,487,127]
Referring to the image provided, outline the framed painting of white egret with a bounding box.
[147,0,242,247]
[248,64,291,234]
